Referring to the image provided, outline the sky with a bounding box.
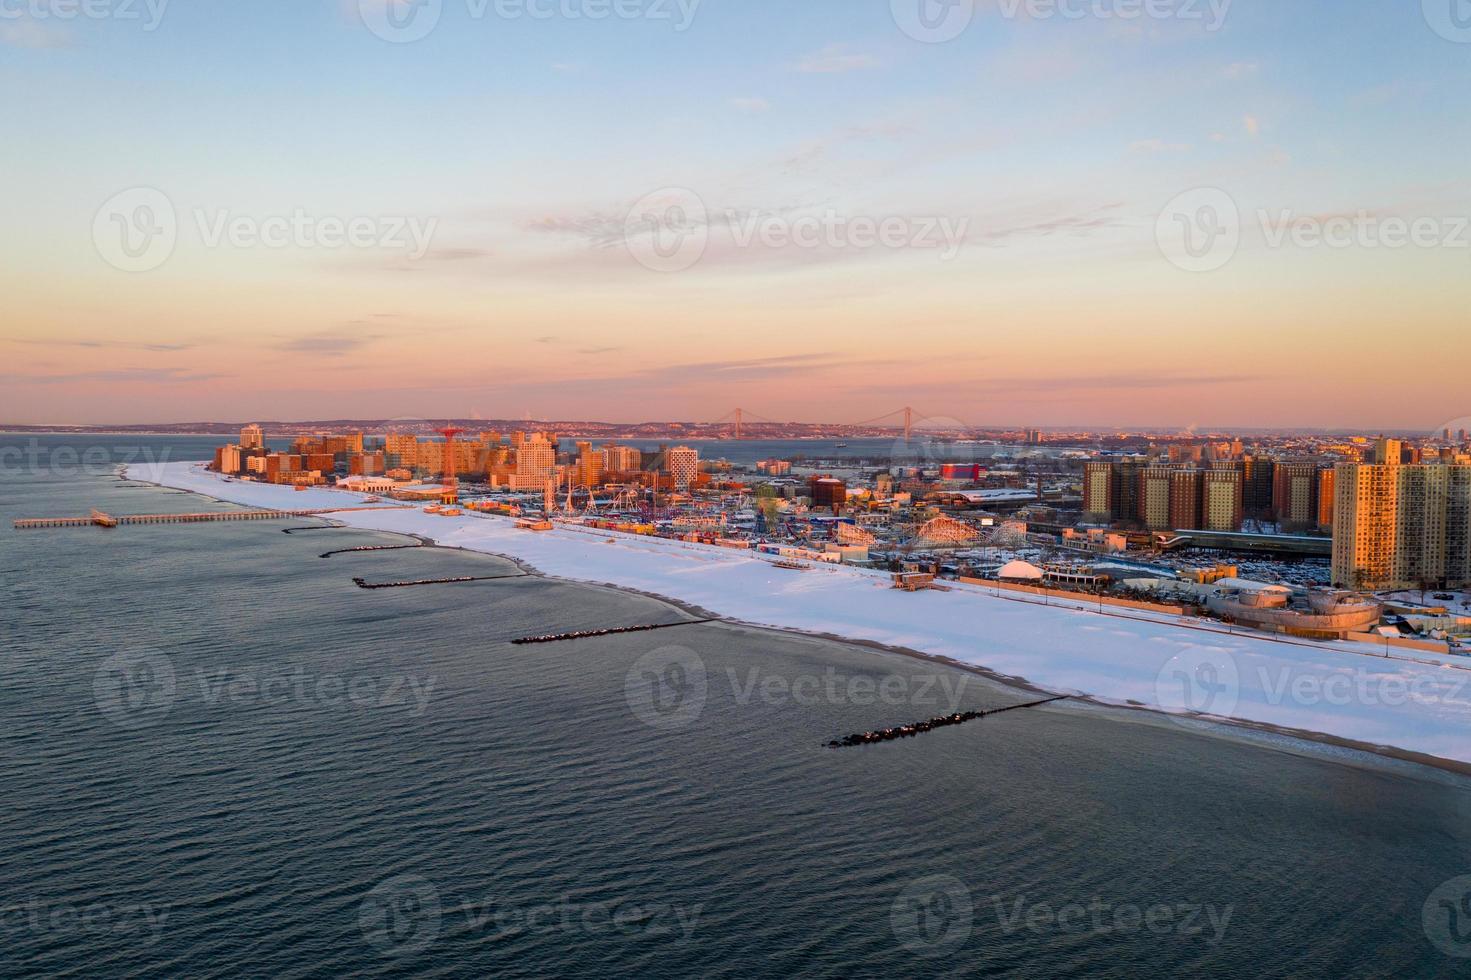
[2,0,1469,429]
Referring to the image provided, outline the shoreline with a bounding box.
[119,462,1471,780]
[347,526,1471,780]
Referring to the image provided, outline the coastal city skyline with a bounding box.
[7,1,1471,974]
[5,1,1470,428]
[183,419,1471,596]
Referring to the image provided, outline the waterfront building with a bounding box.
[513,433,557,488]
[241,423,264,450]
[1332,463,1471,589]
[219,444,242,475]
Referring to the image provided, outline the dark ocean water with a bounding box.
[2,434,1471,978]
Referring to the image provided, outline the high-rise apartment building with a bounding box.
[416,439,478,480]
[384,433,419,469]
[1273,462,1319,531]
[1082,461,1116,523]
[575,441,604,487]
[1139,466,1173,530]
[667,445,699,490]
[219,444,242,474]
[1202,468,1244,531]
[1081,457,1144,525]
[241,423,264,450]
[601,443,642,474]
[515,433,557,485]
[1114,460,1139,520]
[1332,463,1471,589]
[1316,466,1335,533]
[1168,469,1201,530]
[1242,455,1275,521]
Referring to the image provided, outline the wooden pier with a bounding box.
[13,505,407,530]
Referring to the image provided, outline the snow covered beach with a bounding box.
[136,461,1471,769]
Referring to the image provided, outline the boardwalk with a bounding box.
[13,505,407,530]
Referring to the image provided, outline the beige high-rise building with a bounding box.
[240,423,264,450]
[601,443,642,474]
[1332,463,1471,590]
[1202,468,1243,531]
[1372,437,1403,466]
[1138,466,1173,531]
[416,439,478,480]
[1082,461,1115,524]
[385,433,419,469]
[219,444,242,474]
[512,433,557,488]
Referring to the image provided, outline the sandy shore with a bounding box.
[119,462,1471,779]
[327,514,1471,779]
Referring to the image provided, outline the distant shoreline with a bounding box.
[0,429,906,442]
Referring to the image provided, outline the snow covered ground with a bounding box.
[138,462,1471,766]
